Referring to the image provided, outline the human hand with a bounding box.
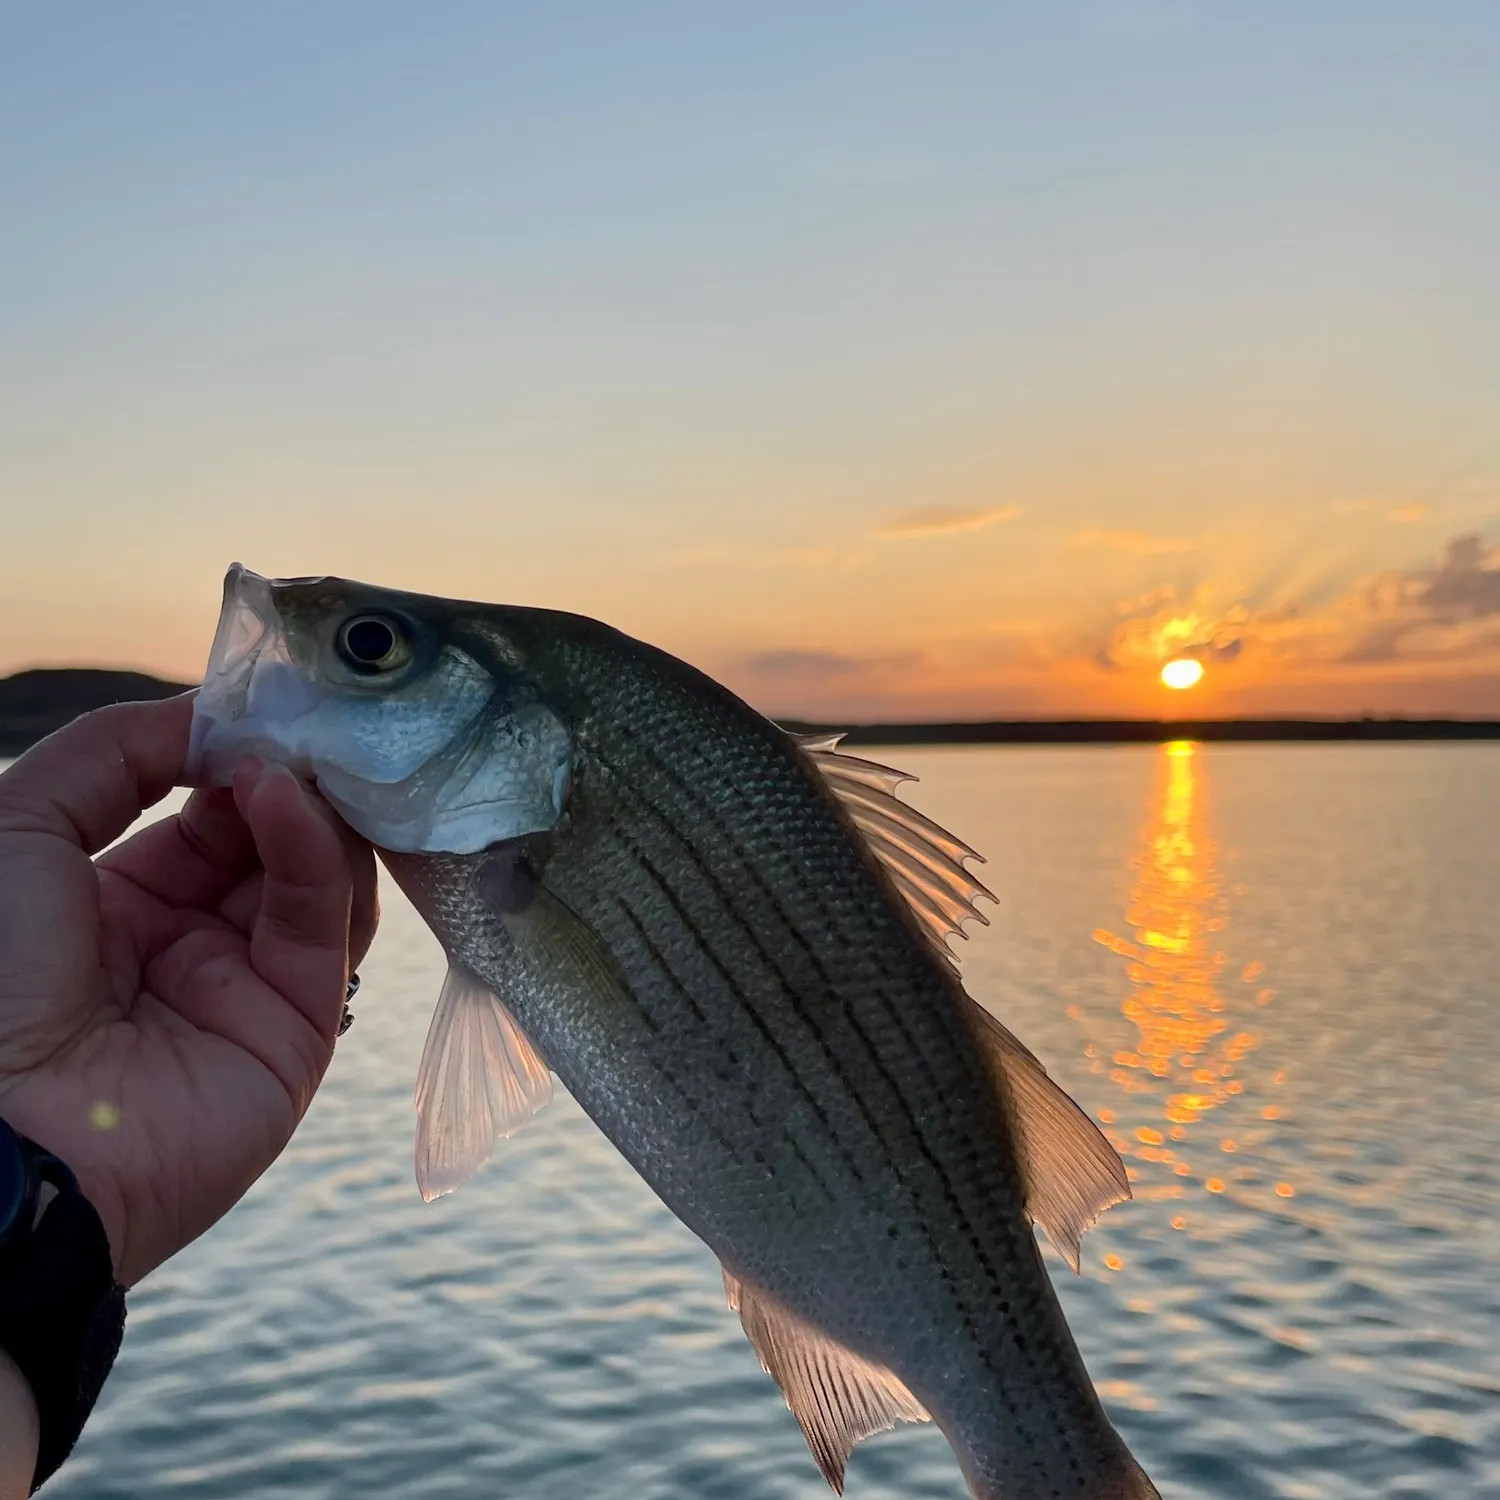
[0,695,377,1288]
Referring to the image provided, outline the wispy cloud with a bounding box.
[880,504,1021,539]
[1330,498,1430,524]
[781,546,872,574]
[1387,502,1428,524]
[1070,527,1199,556]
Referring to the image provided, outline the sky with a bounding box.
[2,3,1498,719]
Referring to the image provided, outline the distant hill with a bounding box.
[0,669,193,756]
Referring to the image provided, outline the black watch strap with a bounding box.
[0,1126,125,1492]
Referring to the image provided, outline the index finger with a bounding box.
[0,695,196,854]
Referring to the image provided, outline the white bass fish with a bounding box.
[187,563,1160,1500]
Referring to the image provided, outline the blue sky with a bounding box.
[3,3,1498,715]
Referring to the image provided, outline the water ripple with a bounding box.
[49,745,1500,1499]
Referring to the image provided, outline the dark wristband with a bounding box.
[0,1140,125,1492]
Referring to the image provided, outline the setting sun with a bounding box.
[1161,658,1206,691]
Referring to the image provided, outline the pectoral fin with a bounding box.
[722,1267,929,1495]
[414,964,554,1203]
[965,999,1130,1271]
[472,842,640,1019]
[502,878,640,1015]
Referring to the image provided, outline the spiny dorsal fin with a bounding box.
[414,964,553,1203]
[965,999,1130,1272]
[796,734,996,957]
[722,1268,929,1494]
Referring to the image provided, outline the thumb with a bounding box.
[234,761,355,1048]
[0,697,193,850]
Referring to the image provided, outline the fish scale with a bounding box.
[187,564,1160,1500]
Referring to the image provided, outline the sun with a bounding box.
[1160,658,1205,691]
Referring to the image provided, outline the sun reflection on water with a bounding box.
[1085,742,1293,1222]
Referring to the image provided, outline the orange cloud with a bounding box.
[1116,583,1178,615]
[1330,498,1429,523]
[1088,532,1500,680]
[1098,604,1246,672]
[1070,527,1199,556]
[880,504,1021,539]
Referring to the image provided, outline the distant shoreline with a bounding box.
[779,718,1500,746]
[3,668,1498,757]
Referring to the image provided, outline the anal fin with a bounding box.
[965,1000,1130,1272]
[722,1267,929,1494]
[414,964,554,1203]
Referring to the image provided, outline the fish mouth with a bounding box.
[186,562,324,786]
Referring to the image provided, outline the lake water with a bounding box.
[41,744,1500,1499]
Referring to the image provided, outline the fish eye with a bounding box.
[337,614,407,673]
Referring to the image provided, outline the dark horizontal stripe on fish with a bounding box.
[661,756,1065,1425]
[606,734,969,1170]
[595,738,981,1283]
[612,896,699,1027]
[617,729,1058,1410]
[630,751,1098,1470]
[591,774,886,1185]
[603,717,1071,1430]
[603,812,857,1201]
[601,896,826,1213]
[616,893,838,1200]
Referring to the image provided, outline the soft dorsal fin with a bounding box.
[722,1267,929,1494]
[414,964,554,1203]
[965,999,1130,1272]
[797,734,1125,1266]
[796,734,995,957]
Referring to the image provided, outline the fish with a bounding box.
[187,562,1161,1500]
